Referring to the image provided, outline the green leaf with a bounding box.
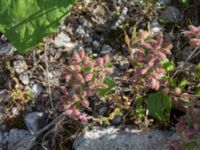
[184,141,197,150]
[98,76,115,97]
[109,108,122,120]
[147,92,172,123]
[134,97,144,108]
[0,0,76,51]
[84,66,92,73]
[162,61,175,72]
[178,78,188,90]
[195,87,200,95]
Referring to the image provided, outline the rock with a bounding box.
[75,25,86,38]
[19,71,30,85]
[24,112,45,134]
[5,129,35,150]
[32,83,43,98]
[151,20,162,35]
[0,43,15,55]
[85,48,93,54]
[159,6,182,23]
[92,41,100,48]
[73,127,179,150]
[112,115,122,125]
[83,35,93,44]
[11,107,19,117]
[0,90,9,103]
[13,59,28,74]
[159,0,172,4]
[114,55,130,70]
[0,131,6,150]
[54,32,71,48]
[78,16,86,25]
[98,106,108,116]
[101,45,113,54]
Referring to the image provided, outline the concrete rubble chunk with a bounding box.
[73,127,179,150]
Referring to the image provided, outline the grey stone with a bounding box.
[78,16,86,25]
[0,90,9,103]
[151,20,162,35]
[159,0,172,4]
[159,6,182,23]
[0,43,15,55]
[11,107,19,117]
[92,41,100,48]
[85,48,93,54]
[13,59,28,74]
[74,127,179,150]
[114,55,130,70]
[98,107,108,116]
[75,25,86,38]
[83,35,93,44]
[19,71,30,85]
[24,112,45,134]
[6,129,35,150]
[54,32,71,48]
[101,45,113,54]
[32,83,43,97]
[112,115,122,125]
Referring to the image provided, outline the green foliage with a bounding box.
[134,97,146,119]
[147,92,172,123]
[184,141,198,150]
[98,76,116,97]
[178,78,188,90]
[162,61,175,72]
[0,0,76,51]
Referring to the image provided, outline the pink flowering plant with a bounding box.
[126,29,173,92]
[125,29,176,123]
[170,25,200,150]
[57,50,113,121]
[183,25,200,47]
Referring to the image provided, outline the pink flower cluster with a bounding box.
[170,107,200,150]
[183,25,200,47]
[57,50,112,121]
[129,30,172,90]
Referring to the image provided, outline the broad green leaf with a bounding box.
[147,92,172,123]
[0,0,76,51]
[98,76,116,97]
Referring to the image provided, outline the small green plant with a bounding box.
[57,50,114,121]
[0,0,76,51]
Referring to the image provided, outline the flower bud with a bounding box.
[60,86,68,95]
[175,87,181,95]
[97,58,104,66]
[79,50,85,59]
[79,113,88,122]
[81,99,89,107]
[103,55,109,65]
[76,73,85,83]
[99,83,108,89]
[85,73,93,82]
[72,51,81,63]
